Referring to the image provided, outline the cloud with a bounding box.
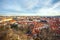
[1,0,22,11]
[37,2,60,16]
[0,12,36,16]
[18,0,42,12]
[0,0,60,16]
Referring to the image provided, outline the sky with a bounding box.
[0,0,60,16]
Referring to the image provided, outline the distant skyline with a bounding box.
[0,0,60,16]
